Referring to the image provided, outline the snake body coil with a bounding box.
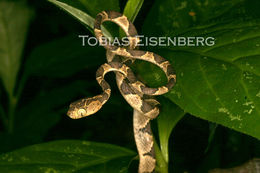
[67,11,176,173]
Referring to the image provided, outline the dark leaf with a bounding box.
[25,35,105,77]
[0,1,33,95]
[0,140,136,173]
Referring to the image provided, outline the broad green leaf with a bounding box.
[24,35,105,77]
[139,0,260,139]
[163,20,260,139]
[143,0,249,36]
[0,140,136,173]
[48,0,112,38]
[157,97,185,163]
[123,0,144,22]
[0,1,33,96]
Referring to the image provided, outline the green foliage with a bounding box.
[123,0,144,22]
[0,0,259,172]
[0,1,33,96]
[141,0,260,138]
[24,35,105,77]
[0,140,136,173]
[48,0,114,38]
[157,98,185,164]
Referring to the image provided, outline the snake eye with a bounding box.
[77,109,87,117]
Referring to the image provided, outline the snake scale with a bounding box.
[67,11,176,173]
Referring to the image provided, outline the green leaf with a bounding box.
[78,0,119,17]
[123,0,144,22]
[0,1,33,96]
[164,20,260,139]
[48,0,113,38]
[0,140,136,173]
[119,0,144,37]
[143,0,250,36]
[24,35,105,78]
[157,97,185,163]
[139,0,260,139]
[154,140,168,173]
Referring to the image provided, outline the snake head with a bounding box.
[67,97,103,119]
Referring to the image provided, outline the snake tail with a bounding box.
[134,109,156,173]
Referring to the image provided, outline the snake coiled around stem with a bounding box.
[67,11,176,173]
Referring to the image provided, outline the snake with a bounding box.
[67,11,176,173]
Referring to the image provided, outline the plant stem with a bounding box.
[7,94,17,134]
[154,139,168,173]
[160,138,169,164]
[6,73,28,133]
[16,74,28,102]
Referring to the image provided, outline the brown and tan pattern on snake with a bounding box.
[67,11,176,173]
